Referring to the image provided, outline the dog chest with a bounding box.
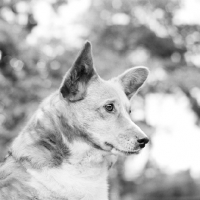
[27,163,109,200]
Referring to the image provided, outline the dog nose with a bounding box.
[137,137,149,148]
[137,137,149,144]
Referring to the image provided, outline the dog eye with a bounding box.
[105,104,115,112]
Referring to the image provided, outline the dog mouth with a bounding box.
[104,142,141,155]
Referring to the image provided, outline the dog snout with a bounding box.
[137,137,149,148]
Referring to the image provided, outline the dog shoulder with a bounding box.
[0,156,38,199]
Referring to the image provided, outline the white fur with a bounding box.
[27,153,109,200]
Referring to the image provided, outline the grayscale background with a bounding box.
[1,0,200,199]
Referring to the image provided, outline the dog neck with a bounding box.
[10,92,114,199]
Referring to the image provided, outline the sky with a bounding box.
[29,0,200,178]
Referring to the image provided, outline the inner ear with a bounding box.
[60,41,97,102]
[116,66,149,99]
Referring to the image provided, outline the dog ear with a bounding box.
[60,41,97,101]
[116,66,149,99]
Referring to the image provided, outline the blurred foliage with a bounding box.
[0,0,74,156]
[1,0,200,200]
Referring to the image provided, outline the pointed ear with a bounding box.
[116,66,149,99]
[60,41,97,101]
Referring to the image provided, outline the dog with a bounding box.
[0,41,149,200]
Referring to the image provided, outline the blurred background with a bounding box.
[1,0,200,199]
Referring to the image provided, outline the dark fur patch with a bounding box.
[37,132,70,167]
[25,113,71,167]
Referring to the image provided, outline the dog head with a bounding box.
[59,41,149,156]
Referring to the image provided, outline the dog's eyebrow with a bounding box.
[103,98,117,104]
